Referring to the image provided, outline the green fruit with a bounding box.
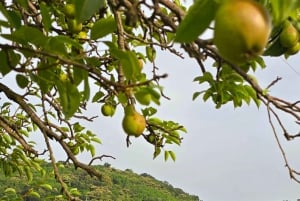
[279,21,299,48]
[214,0,271,65]
[59,73,68,82]
[286,42,300,55]
[78,31,87,40]
[67,19,82,33]
[139,94,151,105]
[122,105,146,137]
[64,4,75,19]
[138,59,144,70]
[135,91,151,105]
[101,104,115,117]
[77,31,88,44]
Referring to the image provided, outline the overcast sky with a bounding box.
[71,49,300,201]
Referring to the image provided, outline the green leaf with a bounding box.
[175,0,217,42]
[28,191,40,198]
[92,91,104,102]
[54,35,82,50]
[245,85,261,107]
[169,150,176,161]
[73,66,88,86]
[57,81,81,119]
[40,2,52,32]
[44,35,82,56]
[105,42,141,80]
[91,16,117,40]
[153,147,161,159]
[146,46,156,62]
[0,19,10,28]
[254,56,266,69]
[32,68,55,94]
[0,51,11,76]
[0,4,22,28]
[164,150,169,161]
[15,0,28,8]
[4,188,16,194]
[203,89,213,102]
[142,107,157,117]
[194,72,214,84]
[148,117,163,125]
[24,166,33,182]
[16,74,29,89]
[117,92,128,104]
[88,144,96,157]
[34,61,57,88]
[74,0,106,22]
[83,76,90,101]
[91,137,102,144]
[10,26,47,47]
[39,184,53,191]
[73,122,85,132]
[270,0,299,25]
[192,91,202,100]
[70,188,81,196]
[0,49,21,76]
[120,51,141,80]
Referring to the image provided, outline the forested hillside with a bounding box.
[0,162,200,201]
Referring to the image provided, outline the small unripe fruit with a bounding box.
[101,104,115,117]
[59,73,68,82]
[138,59,144,70]
[214,0,271,65]
[78,31,87,40]
[122,105,146,137]
[286,42,300,55]
[279,21,299,48]
[135,91,151,106]
[77,31,88,44]
[139,94,151,105]
[67,19,82,33]
[64,4,75,19]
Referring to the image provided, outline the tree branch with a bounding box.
[0,83,102,180]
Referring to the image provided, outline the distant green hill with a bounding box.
[0,162,200,201]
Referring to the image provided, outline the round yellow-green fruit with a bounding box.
[64,3,76,19]
[77,31,88,44]
[138,93,151,105]
[135,91,151,105]
[279,21,299,48]
[214,0,271,65]
[67,19,82,33]
[101,103,115,117]
[286,42,300,55]
[59,73,68,82]
[122,105,146,137]
[78,31,87,40]
[138,59,144,70]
